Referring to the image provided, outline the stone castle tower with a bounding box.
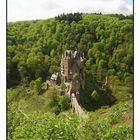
[61,50,85,92]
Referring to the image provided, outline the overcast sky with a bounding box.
[8,0,133,22]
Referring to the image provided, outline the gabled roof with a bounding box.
[50,73,59,81]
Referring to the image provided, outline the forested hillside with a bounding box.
[7,13,133,139]
[7,13,133,87]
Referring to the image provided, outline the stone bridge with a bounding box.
[65,82,87,118]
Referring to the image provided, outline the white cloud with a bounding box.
[8,0,133,22]
[41,0,60,11]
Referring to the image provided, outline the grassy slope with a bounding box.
[86,100,133,139]
[7,79,133,139]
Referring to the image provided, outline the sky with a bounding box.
[8,0,133,22]
[125,0,133,4]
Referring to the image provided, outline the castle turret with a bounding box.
[61,50,73,82]
[61,50,84,90]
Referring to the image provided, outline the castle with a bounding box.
[46,50,85,101]
[60,50,85,93]
[46,50,108,117]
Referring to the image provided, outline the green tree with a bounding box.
[30,78,42,94]
[72,73,79,80]
[91,90,99,101]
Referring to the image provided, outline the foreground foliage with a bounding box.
[8,100,133,140]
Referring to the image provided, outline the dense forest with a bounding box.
[7,13,133,139]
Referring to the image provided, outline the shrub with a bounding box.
[58,95,70,111]
[72,73,79,80]
[60,82,66,90]
[29,78,42,94]
[91,90,99,101]
[47,89,70,114]
[7,89,19,103]
[47,89,59,108]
